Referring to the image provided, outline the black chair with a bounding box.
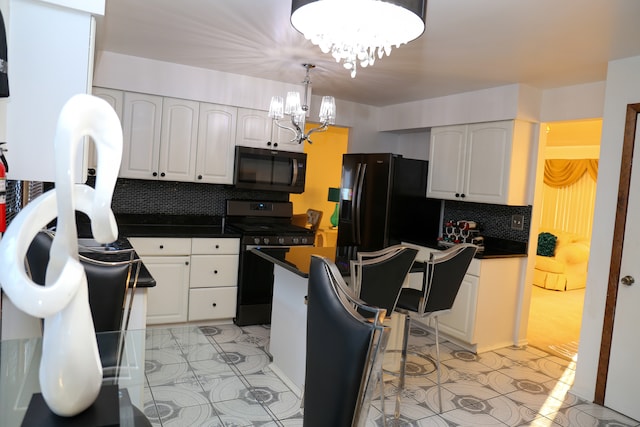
[303,255,390,427]
[349,245,418,423]
[350,245,419,316]
[394,243,478,414]
[25,230,142,376]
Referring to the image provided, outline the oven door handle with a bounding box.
[245,244,313,251]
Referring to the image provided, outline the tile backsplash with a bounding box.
[29,178,531,246]
[442,200,531,243]
[108,178,288,216]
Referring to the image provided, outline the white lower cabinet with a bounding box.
[189,238,239,322]
[142,255,191,325]
[188,287,237,321]
[405,243,522,353]
[130,237,192,325]
[131,236,240,325]
[190,255,239,287]
[437,273,478,344]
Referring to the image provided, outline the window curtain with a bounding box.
[543,159,598,188]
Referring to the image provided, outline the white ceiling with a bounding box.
[94,0,640,107]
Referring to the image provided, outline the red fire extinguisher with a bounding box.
[0,142,7,233]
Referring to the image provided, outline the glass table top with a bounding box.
[0,329,147,426]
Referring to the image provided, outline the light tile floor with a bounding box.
[141,323,639,427]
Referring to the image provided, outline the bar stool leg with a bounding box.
[380,375,387,427]
[434,316,443,414]
[394,313,411,420]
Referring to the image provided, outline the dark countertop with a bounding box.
[114,214,237,239]
[400,236,528,259]
[251,246,337,278]
[75,214,239,239]
[253,239,528,281]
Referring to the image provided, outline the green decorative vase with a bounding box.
[330,203,339,227]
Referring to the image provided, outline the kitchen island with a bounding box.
[251,246,337,395]
[255,240,527,390]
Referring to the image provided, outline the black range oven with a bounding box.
[226,200,315,326]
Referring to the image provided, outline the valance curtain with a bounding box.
[544,159,598,188]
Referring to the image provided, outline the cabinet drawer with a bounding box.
[191,238,239,255]
[129,237,192,256]
[190,255,239,288]
[188,287,237,321]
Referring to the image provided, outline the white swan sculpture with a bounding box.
[0,94,123,416]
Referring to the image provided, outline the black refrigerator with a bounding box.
[335,153,441,272]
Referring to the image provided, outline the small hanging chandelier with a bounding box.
[290,0,427,78]
[268,63,336,144]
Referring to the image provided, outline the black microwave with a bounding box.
[233,146,307,193]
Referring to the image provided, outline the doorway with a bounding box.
[526,119,602,360]
[289,125,349,236]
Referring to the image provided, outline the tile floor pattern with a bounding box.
[142,323,639,427]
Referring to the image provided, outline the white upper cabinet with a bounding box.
[426,125,468,200]
[108,89,240,184]
[90,87,123,176]
[427,120,533,205]
[236,108,273,149]
[159,97,199,182]
[272,123,304,152]
[121,92,163,180]
[236,108,304,152]
[195,103,237,184]
[92,87,124,117]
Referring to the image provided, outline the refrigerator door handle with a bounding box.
[291,158,299,186]
[350,162,361,243]
[354,162,367,245]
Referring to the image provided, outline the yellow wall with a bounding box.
[289,125,349,229]
[546,119,602,146]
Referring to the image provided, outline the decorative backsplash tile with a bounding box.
[443,200,531,243]
[5,180,44,226]
[109,178,288,216]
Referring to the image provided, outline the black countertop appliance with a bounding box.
[335,153,441,272]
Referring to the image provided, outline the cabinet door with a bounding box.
[121,93,163,179]
[272,124,304,153]
[159,98,199,182]
[427,125,467,200]
[93,87,124,118]
[90,88,124,176]
[464,121,513,204]
[437,273,479,344]
[236,108,273,149]
[195,103,237,184]
[143,255,191,325]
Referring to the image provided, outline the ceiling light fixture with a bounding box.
[268,63,336,144]
[290,0,427,78]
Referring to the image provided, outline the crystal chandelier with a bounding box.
[290,0,427,78]
[268,63,336,144]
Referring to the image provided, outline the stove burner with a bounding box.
[225,200,315,247]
